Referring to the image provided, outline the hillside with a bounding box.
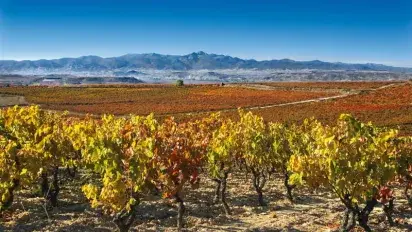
[1,52,412,73]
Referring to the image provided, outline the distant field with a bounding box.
[0,84,337,115]
[0,81,411,134]
[222,82,412,135]
[259,81,401,90]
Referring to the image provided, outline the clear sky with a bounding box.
[0,0,411,66]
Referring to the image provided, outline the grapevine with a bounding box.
[0,106,410,232]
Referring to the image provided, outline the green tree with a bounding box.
[175,79,184,86]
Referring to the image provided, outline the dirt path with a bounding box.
[0,94,28,107]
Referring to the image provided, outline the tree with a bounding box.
[175,79,184,87]
[35,110,80,207]
[289,114,399,232]
[238,110,273,206]
[207,117,240,214]
[152,117,208,231]
[69,114,158,232]
[0,106,68,210]
[268,122,297,203]
[393,136,412,208]
[0,136,19,211]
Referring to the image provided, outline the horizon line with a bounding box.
[1,51,411,68]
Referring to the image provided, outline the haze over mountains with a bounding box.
[0,52,411,84]
[1,51,412,73]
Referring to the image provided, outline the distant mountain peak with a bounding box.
[187,51,208,57]
[280,59,295,62]
[310,60,324,63]
[0,52,411,73]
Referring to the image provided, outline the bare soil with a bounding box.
[1,173,411,232]
[0,94,27,107]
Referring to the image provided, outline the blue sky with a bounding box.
[0,0,411,66]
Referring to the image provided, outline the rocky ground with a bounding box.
[1,173,411,232]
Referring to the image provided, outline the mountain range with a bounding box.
[1,52,411,73]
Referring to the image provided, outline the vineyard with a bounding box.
[242,82,412,135]
[0,85,336,115]
[257,81,402,90]
[0,106,411,232]
[1,82,411,136]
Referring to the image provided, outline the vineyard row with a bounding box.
[0,106,411,232]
